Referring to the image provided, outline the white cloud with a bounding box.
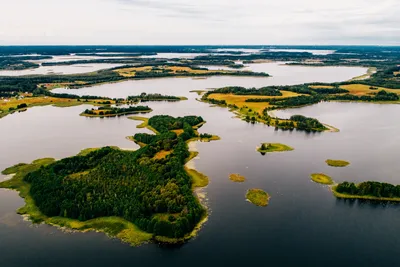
[0,0,399,45]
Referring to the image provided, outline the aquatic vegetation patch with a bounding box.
[229,174,246,183]
[311,173,333,185]
[246,189,270,207]
[326,159,350,167]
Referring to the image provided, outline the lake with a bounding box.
[1,65,400,267]
[0,63,123,76]
[52,63,367,98]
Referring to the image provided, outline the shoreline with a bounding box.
[80,109,152,118]
[0,139,214,246]
[331,186,400,202]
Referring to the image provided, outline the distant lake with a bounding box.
[2,65,400,267]
[0,63,123,76]
[53,62,367,98]
[267,49,336,55]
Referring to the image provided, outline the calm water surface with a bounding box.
[1,66,399,267]
[53,63,367,98]
[0,63,123,76]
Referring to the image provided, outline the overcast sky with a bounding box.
[0,0,399,45]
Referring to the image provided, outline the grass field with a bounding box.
[127,116,159,134]
[339,84,400,96]
[246,189,270,207]
[38,81,88,90]
[309,85,335,89]
[207,90,302,113]
[311,173,333,185]
[229,174,246,183]
[185,167,209,188]
[326,159,350,167]
[153,150,172,160]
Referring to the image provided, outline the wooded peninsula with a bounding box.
[0,114,219,245]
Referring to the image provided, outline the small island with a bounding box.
[229,174,246,183]
[333,181,400,202]
[199,133,221,142]
[326,159,350,167]
[246,189,270,206]
[0,114,219,246]
[126,93,187,102]
[311,173,333,185]
[81,105,152,117]
[257,143,294,154]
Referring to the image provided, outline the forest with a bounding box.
[22,115,208,239]
[0,55,51,70]
[330,90,399,102]
[127,93,182,102]
[82,105,151,116]
[289,115,326,131]
[335,181,400,199]
[204,86,281,96]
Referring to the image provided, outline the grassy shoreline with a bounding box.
[331,185,400,202]
[311,173,333,185]
[0,117,219,246]
[80,109,152,118]
[0,140,214,246]
[326,159,350,167]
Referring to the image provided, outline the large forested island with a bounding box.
[0,114,218,245]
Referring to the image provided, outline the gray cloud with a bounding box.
[0,0,399,45]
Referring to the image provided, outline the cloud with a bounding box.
[0,0,399,45]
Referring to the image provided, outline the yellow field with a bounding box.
[207,90,302,113]
[309,85,335,89]
[153,150,172,160]
[185,167,209,188]
[339,84,400,96]
[115,65,236,78]
[172,129,184,136]
[39,81,88,90]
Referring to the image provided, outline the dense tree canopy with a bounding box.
[336,181,400,199]
[23,115,207,239]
